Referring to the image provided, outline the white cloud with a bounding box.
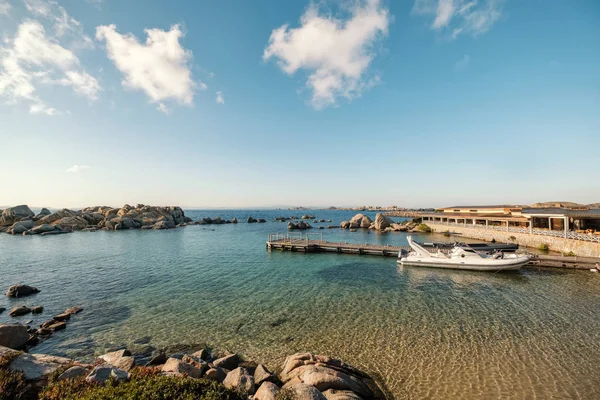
[66,164,90,173]
[215,91,224,104]
[0,20,101,114]
[413,0,503,39]
[0,1,11,16]
[263,0,389,109]
[96,24,196,111]
[157,103,169,114]
[454,54,470,70]
[198,81,207,90]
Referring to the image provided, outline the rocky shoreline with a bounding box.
[0,284,388,399]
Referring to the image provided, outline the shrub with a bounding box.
[416,223,432,233]
[538,243,550,252]
[509,236,517,242]
[40,369,244,400]
[0,368,32,400]
[442,230,451,237]
[564,251,576,257]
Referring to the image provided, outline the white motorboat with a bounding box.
[398,236,530,271]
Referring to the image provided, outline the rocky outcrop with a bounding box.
[288,221,312,230]
[213,353,240,370]
[373,213,393,231]
[1,204,192,236]
[0,324,30,349]
[280,353,385,399]
[340,214,372,230]
[248,217,258,223]
[0,205,34,225]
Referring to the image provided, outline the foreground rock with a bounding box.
[86,364,130,384]
[99,349,135,371]
[5,284,40,297]
[0,324,30,349]
[281,353,385,399]
[223,367,255,394]
[9,352,73,380]
[0,345,385,399]
[254,381,281,400]
[161,357,204,378]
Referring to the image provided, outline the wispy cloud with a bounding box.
[96,24,196,112]
[157,103,170,114]
[66,164,90,173]
[0,1,11,16]
[0,19,101,115]
[263,0,390,109]
[454,54,470,70]
[413,0,503,39]
[215,91,224,104]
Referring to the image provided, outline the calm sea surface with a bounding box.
[1,210,599,399]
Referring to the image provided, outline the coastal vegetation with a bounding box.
[538,243,550,252]
[416,223,432,233]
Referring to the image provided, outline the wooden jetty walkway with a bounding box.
[266,233,600,270]
[267,233,406,257]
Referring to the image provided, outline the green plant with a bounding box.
[563,251,576,257]
[509,236,517,242]
[416,223,432,233]
[538,243,550,252]
[39,368,245,400]
[443,230,451,237]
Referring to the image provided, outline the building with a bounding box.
[421,204,600,242]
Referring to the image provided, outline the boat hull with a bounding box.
[397,258,529,271]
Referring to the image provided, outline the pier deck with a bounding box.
[266,233,600,270]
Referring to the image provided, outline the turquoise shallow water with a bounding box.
[1,210,600,399]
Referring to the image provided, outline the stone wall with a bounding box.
[426,222,600,258]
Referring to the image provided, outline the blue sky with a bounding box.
[0,0,598,209]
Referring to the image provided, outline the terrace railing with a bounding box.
[425,220,600,243]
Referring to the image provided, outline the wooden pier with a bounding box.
[266,233,600,270]
[267,233,405,257]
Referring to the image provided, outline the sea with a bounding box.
[1,209,599,399]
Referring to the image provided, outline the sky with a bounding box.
[0,0,598,209]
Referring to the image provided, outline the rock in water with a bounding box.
[248,217,258,223]
[213,353,240,370]
[5,284,40,298]
[374,214,393,231]
[0,324,30,349]
[254,381,280,400]
[31,306,44,314]
[223,367,255,395]
[9,306,32,317]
